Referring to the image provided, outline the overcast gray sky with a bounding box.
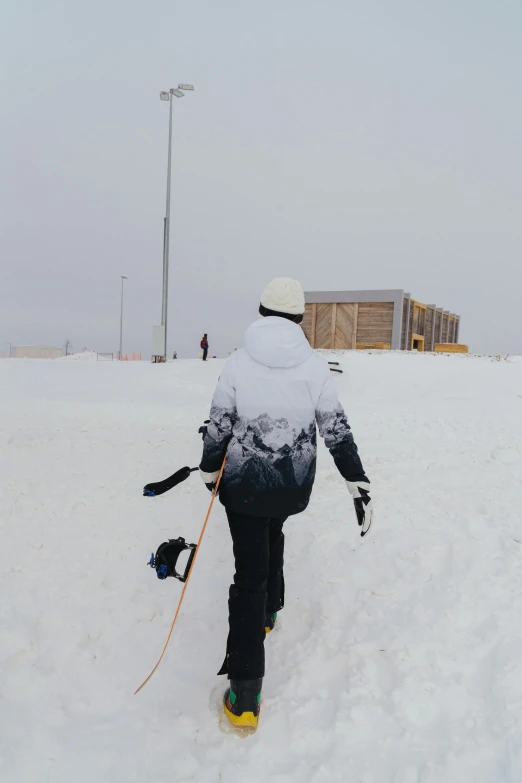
[1,0,521,357]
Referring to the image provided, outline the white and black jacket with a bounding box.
[200,316,368,518]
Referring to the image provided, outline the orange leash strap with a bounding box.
[134,458,226,695]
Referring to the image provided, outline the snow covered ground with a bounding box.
[2,352,522,783]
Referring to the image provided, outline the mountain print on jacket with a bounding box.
[227,413,317,485]
[202,398,366,517]
[207,407,318,517]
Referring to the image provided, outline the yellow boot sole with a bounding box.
[223,701,259,729]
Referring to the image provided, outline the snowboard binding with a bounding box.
[148,537,197,582]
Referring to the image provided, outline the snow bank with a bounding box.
[1,352,522,782]
[57,350,99,361]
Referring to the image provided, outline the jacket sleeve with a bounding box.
[199,357,237,473]
[315,371,368,483]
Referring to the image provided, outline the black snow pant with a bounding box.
[225,509,286,680]
[202,348,208,361]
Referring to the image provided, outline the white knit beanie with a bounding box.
[260,277,305,316]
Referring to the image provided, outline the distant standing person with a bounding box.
[201,334,209,361]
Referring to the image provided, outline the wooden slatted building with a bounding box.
[302,290,463,352]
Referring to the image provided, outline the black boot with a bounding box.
[223,678,263,728]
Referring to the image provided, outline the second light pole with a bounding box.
[159,84,194,360]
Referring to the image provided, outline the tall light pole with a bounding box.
[159,84,194,360]
[119,275,128,359]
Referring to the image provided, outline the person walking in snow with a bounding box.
[199,278,373,728]
[200,334,209,361]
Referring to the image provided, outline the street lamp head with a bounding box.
[178,83,194,91]
[160,91,170,101]
[121,275,128,280]
[170,88,185,98]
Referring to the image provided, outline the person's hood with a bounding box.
[244,316,313,369]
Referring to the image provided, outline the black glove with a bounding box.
[198,420,210,440]
[345,480,374,537]
[199,419,218,492]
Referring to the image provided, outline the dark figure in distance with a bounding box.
[201,334,209,361]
